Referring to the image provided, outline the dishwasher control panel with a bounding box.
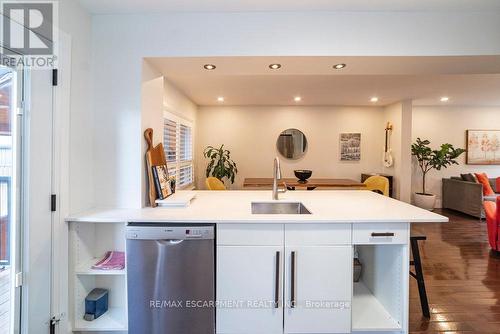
[185,228,208,238]
[126,224,214,240]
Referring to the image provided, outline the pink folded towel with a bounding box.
[92,251,125,270]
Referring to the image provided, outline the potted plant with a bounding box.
[203,145,238,185]
[411,138,465,210]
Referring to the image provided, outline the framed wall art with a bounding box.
[340,133,361,161]
[466,130,500,165]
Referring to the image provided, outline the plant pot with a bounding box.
[413,193,436,211]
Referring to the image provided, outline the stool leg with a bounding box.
[411,238,430,318]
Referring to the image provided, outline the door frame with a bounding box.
[49,31,71,334]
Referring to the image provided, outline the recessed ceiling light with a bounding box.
[294,96,302,102]
[333,63,346,70]
[269,63,282,70]
[204,64,216,70]
[217,96,224,102]
[370,97,379,103]
[440,96,449,102]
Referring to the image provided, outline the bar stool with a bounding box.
[410,235,430,318]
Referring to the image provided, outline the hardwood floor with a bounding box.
[410,209,500,333]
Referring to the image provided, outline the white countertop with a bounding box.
[66,190,448,224]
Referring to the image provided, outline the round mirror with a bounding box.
[276,128,308,160]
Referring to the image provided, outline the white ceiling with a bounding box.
[78,0,500,14]
[147,56,500,106]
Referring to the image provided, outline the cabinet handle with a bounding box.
[290,251,296,308]
[275,251,280,308]
[371,232,395,237]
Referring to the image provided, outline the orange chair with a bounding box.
[484,197,500,254]
[205,177,226,190]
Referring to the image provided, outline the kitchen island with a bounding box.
[66,190,447,334]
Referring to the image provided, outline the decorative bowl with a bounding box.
[294,170,312,183]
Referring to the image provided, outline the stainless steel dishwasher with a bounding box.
[126,223,215,334]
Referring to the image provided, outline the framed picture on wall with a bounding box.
[466,130,500,165]
[340,133,361,161]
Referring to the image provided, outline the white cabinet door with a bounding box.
[217,246,283,334]
[284,246,352,334]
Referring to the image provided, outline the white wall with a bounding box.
[91,11,500,208]
[196,105,385,189]
[412,106,500,207]
[141,60,164,206]
[163,78,198,123]
[59,0,94,214]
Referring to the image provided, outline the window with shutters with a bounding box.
[163,111,194,189]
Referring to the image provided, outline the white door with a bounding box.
[284,246,352,334]
[21,68,53,333]
[216,246,283,334]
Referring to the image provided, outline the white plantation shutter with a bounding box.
[179,123,193,186]
[179,165,193,187]
[163,111,194,189]
[163,119,177,163]
[180,124,192,162]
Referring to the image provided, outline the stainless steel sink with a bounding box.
[251,202,312,215]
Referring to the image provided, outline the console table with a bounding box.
[243,178,366,190]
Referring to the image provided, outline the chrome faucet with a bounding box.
[272,157,287,200]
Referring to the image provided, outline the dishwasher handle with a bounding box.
[156,239,184,246]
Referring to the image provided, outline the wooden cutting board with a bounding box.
[144,128,167,207]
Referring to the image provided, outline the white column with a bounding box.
[399,100,413,203]
[383,100,413,203]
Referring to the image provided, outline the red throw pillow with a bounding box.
[475,173,495,196]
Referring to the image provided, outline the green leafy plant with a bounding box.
[411,138,465,195]
[203,145,238,184]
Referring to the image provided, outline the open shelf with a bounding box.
[352,243,407,332]
[72,307,127,332]
[75,258,125,276]
[352,282,401,332]
[69,221,128,332]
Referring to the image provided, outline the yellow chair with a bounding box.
[364,175,389,197]
[206,177,226,190]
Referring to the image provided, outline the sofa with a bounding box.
[442,177,500,218]
[484,197,500,253]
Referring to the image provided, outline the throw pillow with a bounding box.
[475,173,495,196]
[460,173,477,183]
